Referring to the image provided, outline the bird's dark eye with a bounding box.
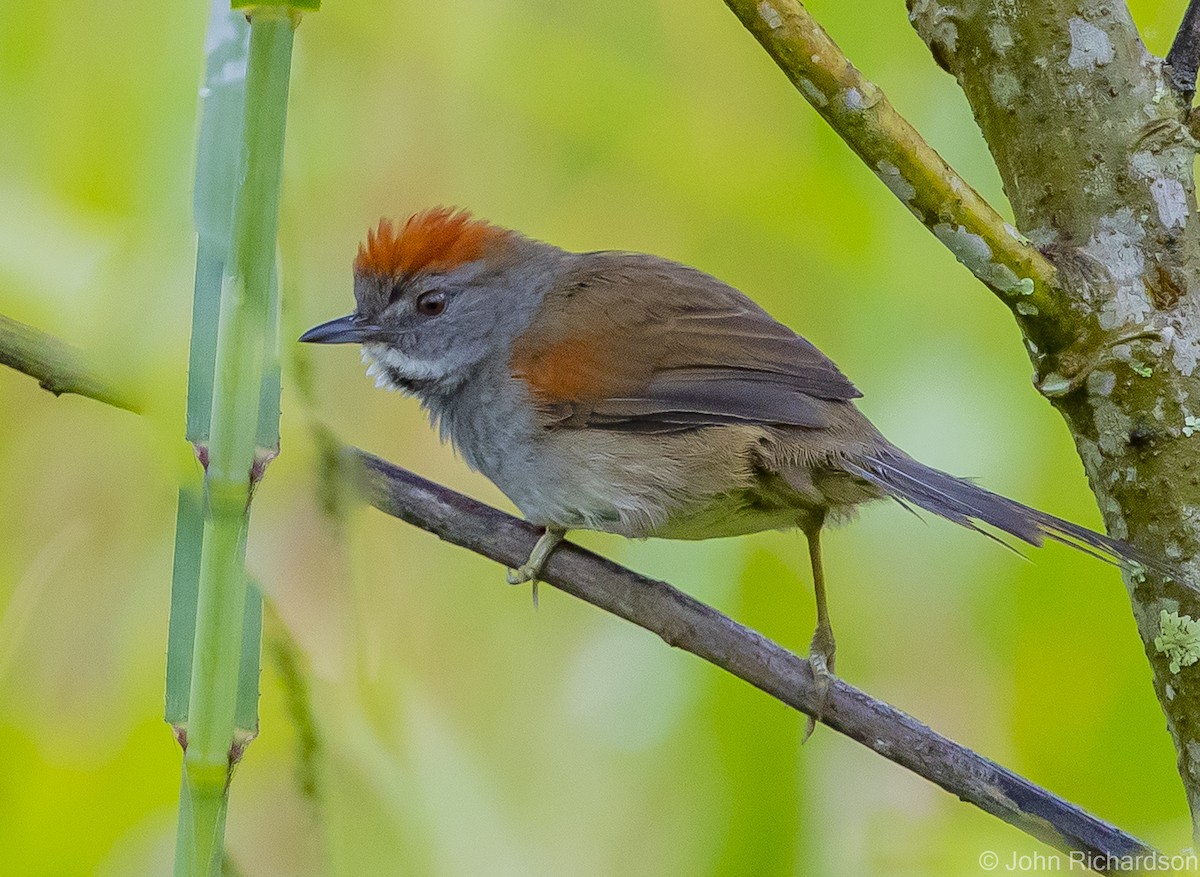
[416,290,447,317]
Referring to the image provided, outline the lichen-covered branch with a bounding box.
[721,0,1069,344]
[0,313,139,412]
[352,450,1153,870]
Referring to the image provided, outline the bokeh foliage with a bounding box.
[0,1,1192,874]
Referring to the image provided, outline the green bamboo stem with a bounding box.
[176,7,298,875]
[170,2,254,868]
[168,0,272,745]
[0,313,139,412]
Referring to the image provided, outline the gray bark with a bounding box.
[355,449,1154,869]
[906,0,1200,833]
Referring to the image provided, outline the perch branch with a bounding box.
[352,449,1153,872]
[0,313,139,412]
[1168,0,1200,98]
[720,0,1065,333]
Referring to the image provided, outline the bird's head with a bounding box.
[300,206,561,395]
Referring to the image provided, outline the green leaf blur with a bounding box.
[0,1,1190,874]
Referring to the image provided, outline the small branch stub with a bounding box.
[0,313,139,412]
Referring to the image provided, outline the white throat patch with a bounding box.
[362,344,449,391]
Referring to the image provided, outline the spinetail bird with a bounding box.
[302,207,1161,736]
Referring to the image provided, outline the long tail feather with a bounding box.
[844,451,1163,574]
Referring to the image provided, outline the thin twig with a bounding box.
[352,450,1154,873]
[720,0,1064,328]
[1168,0,1200,98]
[0,313,139,412]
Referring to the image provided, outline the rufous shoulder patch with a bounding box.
[511,330,627,403]
[354,207,510,276]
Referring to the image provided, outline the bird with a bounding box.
[301,206,1153,735]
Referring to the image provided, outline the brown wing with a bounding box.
[510,252,860,432]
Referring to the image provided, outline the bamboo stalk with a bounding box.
[171,4,301,874]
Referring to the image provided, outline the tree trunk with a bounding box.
[908,0,1200,834]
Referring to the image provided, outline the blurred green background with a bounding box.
[0,1,1190,874]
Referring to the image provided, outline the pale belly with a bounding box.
[636,492,812,540]
[486,426,865,540]
[442,391,882,539]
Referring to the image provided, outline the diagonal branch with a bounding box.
[0,313,139,412]
[1168,0,1200,99]
[352,449,1154,872]
[720,0,1068,338]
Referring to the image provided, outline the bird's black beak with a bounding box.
[299,314,369,344]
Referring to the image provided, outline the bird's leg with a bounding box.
[802,516,835,742]
[506,526,566,607]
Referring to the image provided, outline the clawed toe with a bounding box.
[802,665,833,743]
[505,528,566,608]
[506,565,536,585]
[803,625,837,743]
[809,625,836,680]
[809,650,832,685]
[506,564,542,608]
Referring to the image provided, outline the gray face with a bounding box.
[300,243,567,398]
[352,261,497,395]
[300,232,571,397]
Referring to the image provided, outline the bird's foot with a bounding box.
[505,564,539,586]
[505,527,566,608]
[506,564,541,608]
[803,622,837,743]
